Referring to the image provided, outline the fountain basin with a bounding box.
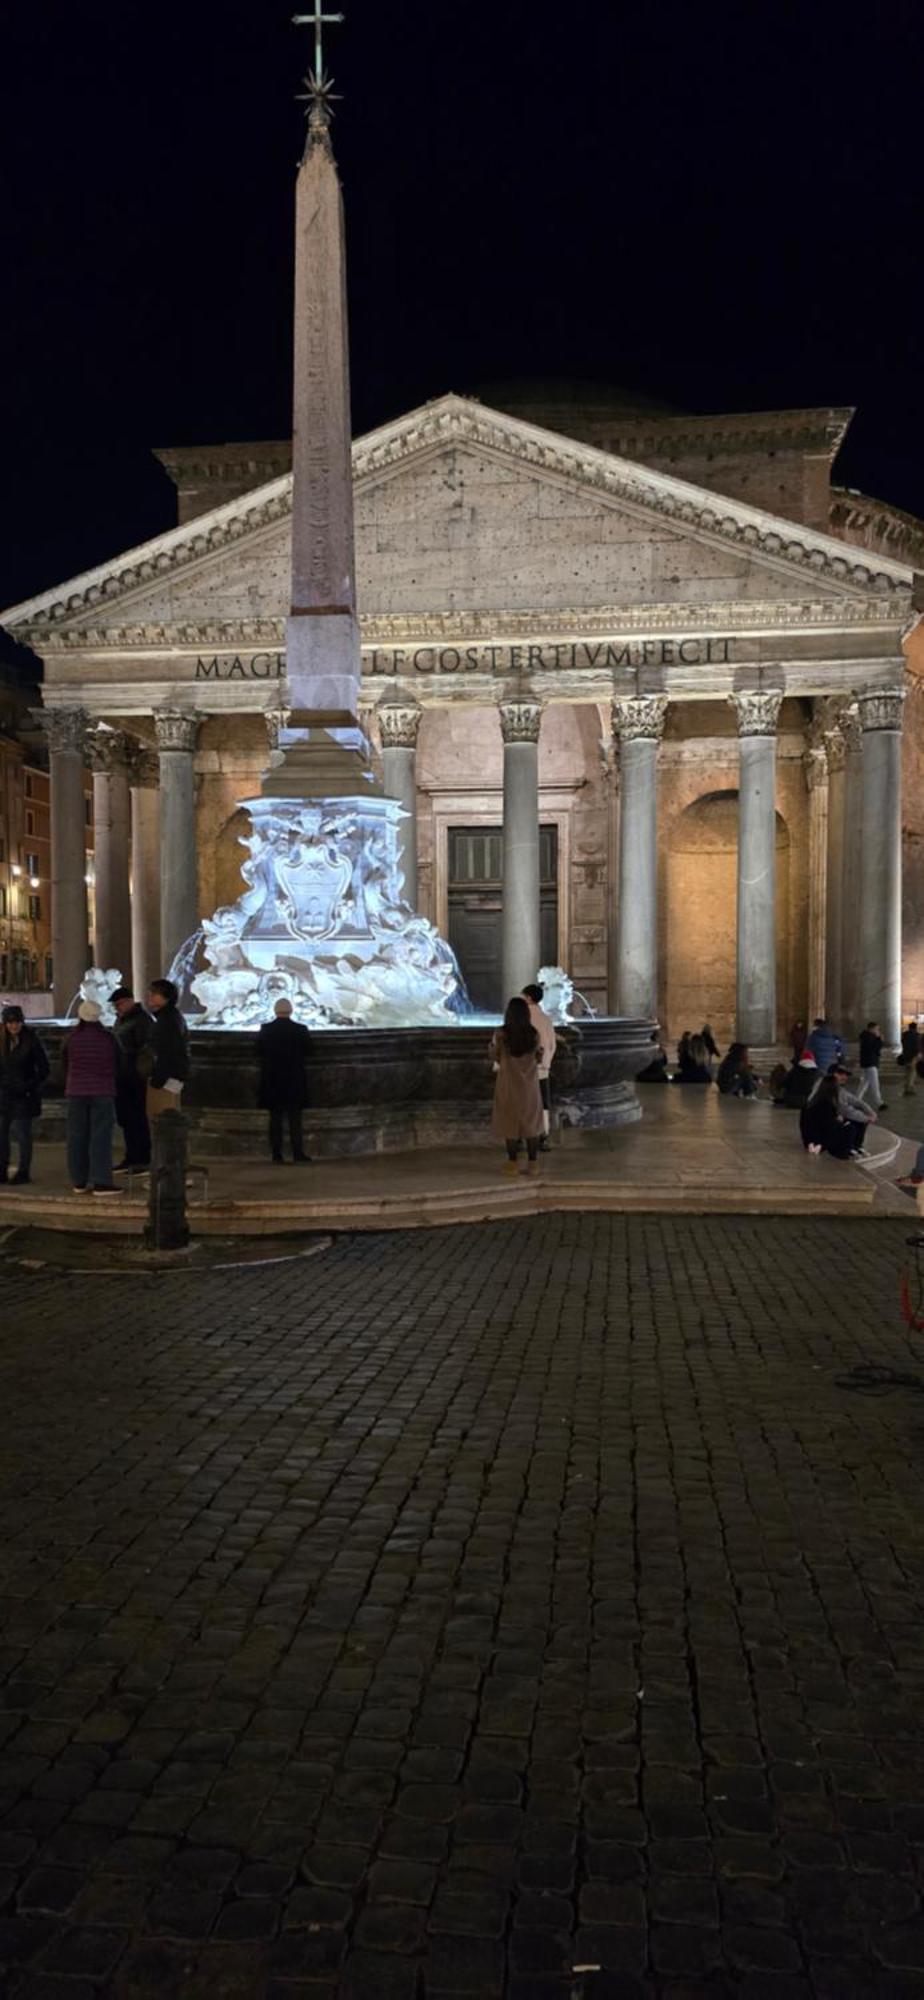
[33,1017,656,1157]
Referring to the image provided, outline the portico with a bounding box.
[3,394,918,1041]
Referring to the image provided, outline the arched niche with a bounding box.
[665,789,791,1044]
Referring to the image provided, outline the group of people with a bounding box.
[639,1026,761,1097]
[0,979,188,1193]
[768,1015,896,1160]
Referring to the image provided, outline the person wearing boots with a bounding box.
[0,1004,50,1185]
[257,998,312,1164]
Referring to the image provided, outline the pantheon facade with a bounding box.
[3,387,923,1044]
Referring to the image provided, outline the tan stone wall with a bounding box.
[194,715,267,919]
[902,671,924,1015]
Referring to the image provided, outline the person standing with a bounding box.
[522,982,557,1152]
[901,1017,920,1097]
[790,1019,807,1062]
[491,996,543,1175]
[701,1023,721,1073]
[0,1005,50,1185]
[110,986,155,1173]
[857,1020,885,1113]
[63,1000,117,1194]
[806,1016,843,1073]
[146,979,189,1122]
[257,998,312,1163]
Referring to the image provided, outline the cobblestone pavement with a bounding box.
[2,1215,924,1999]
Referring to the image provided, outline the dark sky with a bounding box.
[2,0,923,613]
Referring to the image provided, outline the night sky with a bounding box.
[2,0,923,616]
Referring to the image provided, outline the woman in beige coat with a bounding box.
[491,996,544,1175]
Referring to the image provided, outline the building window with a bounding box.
[25,810,34,835]
[28,894,41,921]
[24,774,32,798]
[26,852,39,877]
[85,796,92,825]
[45,954,53,989]
[0,886,6,917]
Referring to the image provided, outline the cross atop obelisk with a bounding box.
[292,3,344,123]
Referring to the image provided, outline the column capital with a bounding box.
[802,746,827,794]
[499,698,542,745]
[840,703,863,753]
[824,726,846,774]
[264,706,289,753]
[154,708,200,753]
[128,745,160,789]
[86,727,134,775]
[611,693,668,743]
[729,689,783,737]
[857,687,906,733]
[379,702,422,750]
[35,706,88,755]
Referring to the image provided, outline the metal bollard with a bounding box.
[145,1108,190,1250]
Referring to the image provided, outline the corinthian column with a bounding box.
[611,694,667,1019]
[499,698,542,1001]
[379,703,422,910]
[858,687,905,1045]
[730,690,782,1048]
[840,705,864,1037]
[129,748,161,1000]
[802,728,828,1024]
[823,713,846,1023]
[154,710,200,975]
[87,729,133,980]
[40,708,90,1016]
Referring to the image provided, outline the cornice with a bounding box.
[600,407,852,463]
[31,595,910,654]
[4,398,911,638]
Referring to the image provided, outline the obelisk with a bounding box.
[265,34,373,797]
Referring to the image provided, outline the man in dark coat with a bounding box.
[110,985,155,1172]
[257,999,311,1163]
[146,979,190,1120]
[0,1005,50,1184]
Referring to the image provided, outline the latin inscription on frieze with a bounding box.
[194,636,735,680]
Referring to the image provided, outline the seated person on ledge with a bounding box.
[673,1033,712,1085]
[814,1060,876,1154]
[716,1042,760,1097]
[772,1050,819,1109]
[800,1073,854,1158]
[637,1032,670,1083]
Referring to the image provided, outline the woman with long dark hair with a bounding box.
[799,1073,853,1158]
[491,996,544,1175]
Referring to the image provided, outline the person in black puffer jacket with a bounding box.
[0,1006,50,1185]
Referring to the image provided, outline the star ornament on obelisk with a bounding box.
[268,0,372,795]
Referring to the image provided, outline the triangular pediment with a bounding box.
[2,394,912,647]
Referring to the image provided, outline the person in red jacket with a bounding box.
[63,1000,117,1193]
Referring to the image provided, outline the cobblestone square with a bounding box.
[1,1214,924,1997]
